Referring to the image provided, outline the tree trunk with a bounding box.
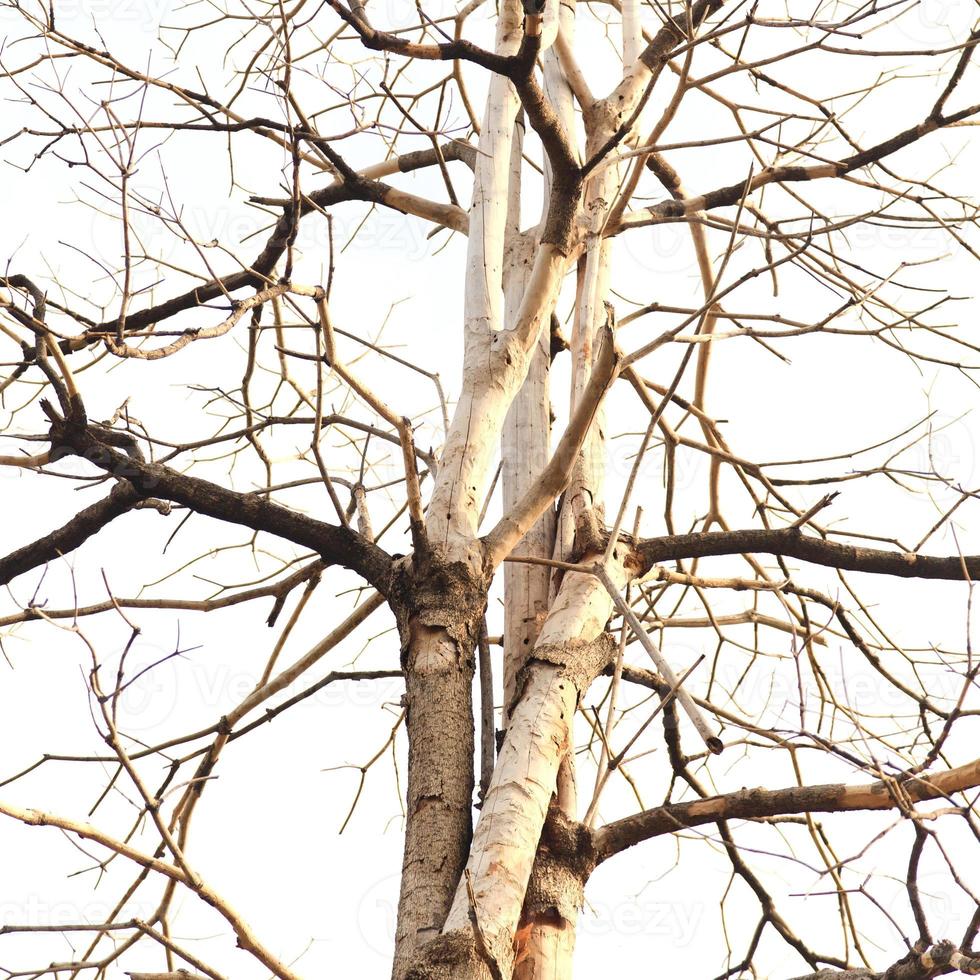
[406,554,630,979]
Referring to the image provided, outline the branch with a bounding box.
[0,482,140,587]
[619,102,980,232]
[484,323,618,566]
[50,424,394,594]
[0,559,326,627]
[317,297,427,552]
[594,756,980,862]
[637,528,980,581]
[41,143,472,343]
[128,974,210,980]
[594,563,723,754]
[789,940,980,978]
[606,0,726,117]
[322,0,513,73]
[0,800,300,980]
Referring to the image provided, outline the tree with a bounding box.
[1,0,980,977]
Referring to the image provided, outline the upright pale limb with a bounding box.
[501,245,556,719]
[425,0,523,568]
[392,3,525,973]
[430,551,631,979]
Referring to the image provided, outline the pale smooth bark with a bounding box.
[394,3,573,973]
[485,324,619,569]
[425,0,523,567]
[514,904,577,980]
[523,105,621,974]
[435,554,630,976]
[552,116,620,571]
[4,5,980,980]
[510,17,588,976]
[501,237,555,719]
[621,0,642,67]
[392,6,526,973]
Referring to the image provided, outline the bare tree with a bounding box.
[2,0,980,977]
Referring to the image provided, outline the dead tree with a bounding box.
[1,0,980,978]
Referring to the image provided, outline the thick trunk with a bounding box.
[510,12,588,976]
[391,556,489,978]
[391,3,526,972]
[552,123,618,570]
[424,0,522,567]
[395,2,604,974]
[515,909,578,979]
[406,555,631,979]
[394,213,572,980]
[501,91,557,719]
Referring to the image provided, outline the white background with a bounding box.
[2,0,980,976]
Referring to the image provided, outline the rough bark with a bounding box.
[514,804,594,978]
[405,552,631,979]
[390,555,490,977]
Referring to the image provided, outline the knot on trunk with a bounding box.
[522,800,596,927]
[525,632,617,698]
[403,929,498,980]
[390,551,490,670]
